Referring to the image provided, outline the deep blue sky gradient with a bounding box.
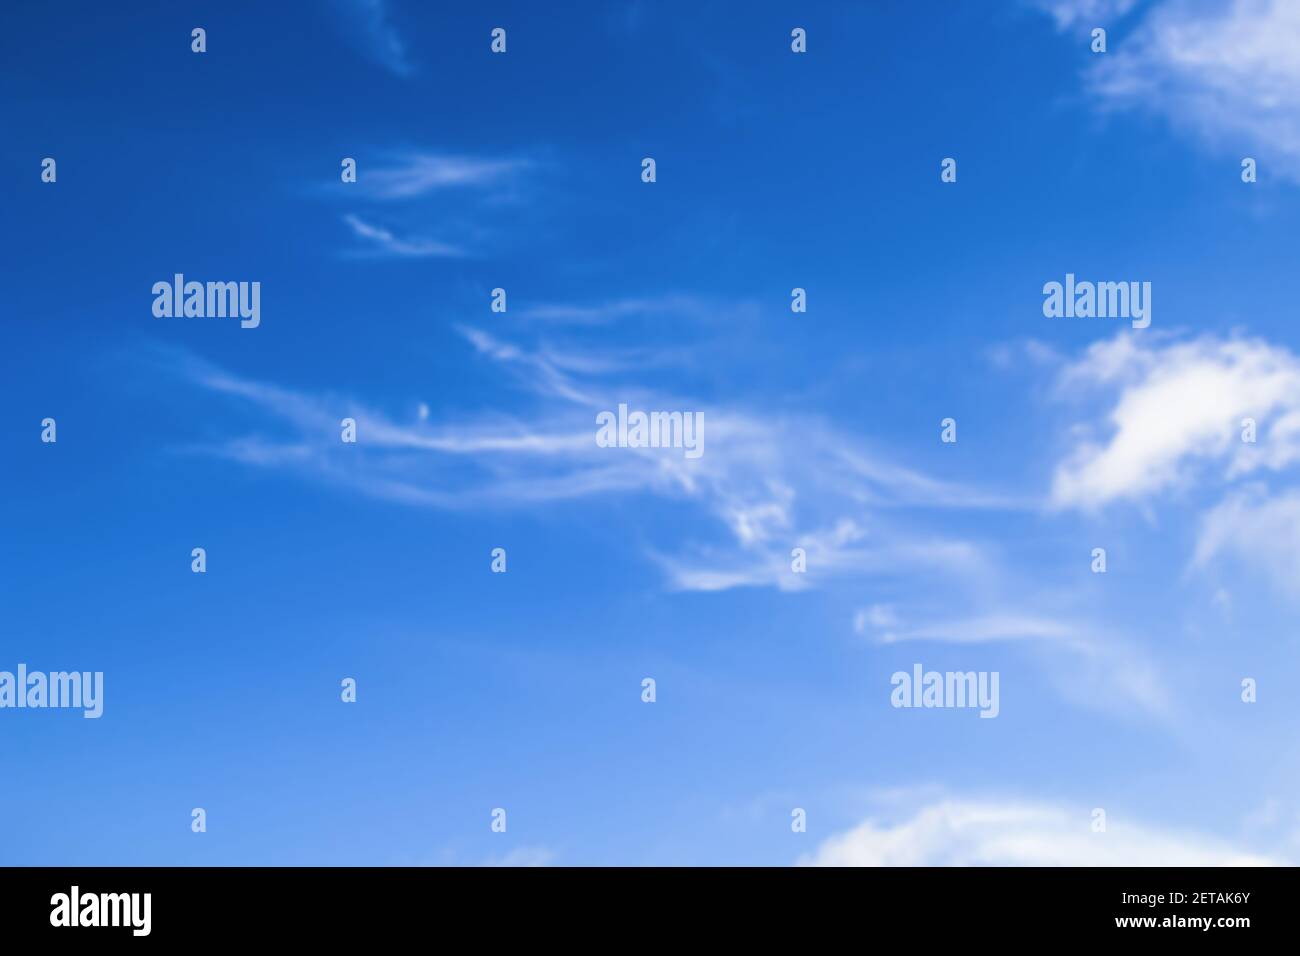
[3,1,1299,865]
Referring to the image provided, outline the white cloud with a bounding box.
[155,326,1005,601]
[360,153,529,201]
[1052,333,1300,508]
[1033,0,1138,30]
[800,798,1284,866]
[1082,0,1300,176]
[512,295,732,327]
[1194,484,1300,595]
[333,0,413,77]
[872,612,1077,645]
[322,152,529,256]
[343,214,461,258]
[158,329,1181,724]
[458,326,602,405]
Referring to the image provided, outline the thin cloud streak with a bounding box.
[343,214,462,258]
[360,153,531,200]
[332,0,414,77]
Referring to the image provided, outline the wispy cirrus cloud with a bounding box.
[1193,484,1300,597]
[330,0,414,77]
[652,514,992,594]
[150,325,1204,726]
[342,214,462,258]
[359,153,531,201]
[328,152,532,258]
[148,319,1010,601]
[853,606,1175,721]
[513,295,724,326]
[862,611,1079,645]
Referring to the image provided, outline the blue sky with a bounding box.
[4,0,1300,865]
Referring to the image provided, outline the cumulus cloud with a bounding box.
[801,798,1284,866]
[1051,333,1300,508]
